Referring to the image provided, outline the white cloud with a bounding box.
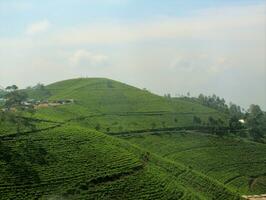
[55,4,265,45]
[169,54,231,74]
[26,20,51,36]
[69,50,108,67]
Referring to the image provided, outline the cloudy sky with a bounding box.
[0,0,265,109]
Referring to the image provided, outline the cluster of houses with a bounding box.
[25,99,75,109]
[0,98,75,111]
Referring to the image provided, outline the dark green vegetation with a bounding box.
[0,125,240,200]
[178,94,266,142]
[0,78,265,199]
[126,131,266,195]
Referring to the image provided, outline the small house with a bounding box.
[239,119,245,124]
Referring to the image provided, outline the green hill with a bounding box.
[1,78,264,199]
[28,78,228,133]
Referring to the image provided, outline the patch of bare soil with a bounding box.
[242,194,266,200]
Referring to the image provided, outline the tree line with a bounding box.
[179,93,266,142]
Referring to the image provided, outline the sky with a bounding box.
[0,0,266,109]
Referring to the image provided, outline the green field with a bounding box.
[0,78,265,199]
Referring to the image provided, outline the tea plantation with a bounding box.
[0,125,240,199]
[30,78,228,133]
[126,131,266,195]
[0,78,264,199]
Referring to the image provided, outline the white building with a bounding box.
[239,119,245,124]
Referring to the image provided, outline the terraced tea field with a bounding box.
[0,116,61,137]
[126,131,266,195]
[0,124,240,199]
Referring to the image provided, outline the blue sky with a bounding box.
[0,0,265,109]
[1,0,265,36]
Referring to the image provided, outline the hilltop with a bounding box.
[28,77,220,112]
[26,78,228,133]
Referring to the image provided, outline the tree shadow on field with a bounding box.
[0,138,51,185]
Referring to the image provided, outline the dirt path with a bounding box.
[242,194,266,200]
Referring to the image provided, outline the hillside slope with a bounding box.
[37,78,223,113]
[28,78,228,133]
[126,130,266,195]
[0,78,245,199]
[0,125,240,200]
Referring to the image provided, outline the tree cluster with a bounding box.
[0,85,50,184]
[2,85,35,133]
[245,104,266,142]
[197,94,229,113]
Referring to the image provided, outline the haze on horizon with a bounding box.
[0,0,265,109]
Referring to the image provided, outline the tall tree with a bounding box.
[2,85,35,133]
[246,104,265,142]
[229,103,243,118]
